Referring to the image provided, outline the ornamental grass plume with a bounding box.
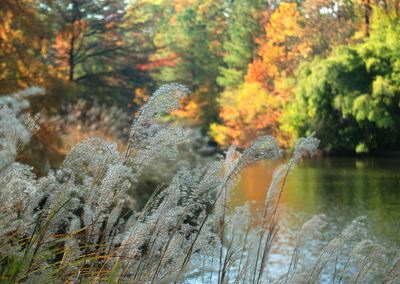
[0,85,399,283]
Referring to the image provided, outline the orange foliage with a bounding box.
[145,54,180,70]
[133,88,149,106]
[212,3,311,148]
[172,86,208,123]
[172,97,204,120]
[53,20,88,79]
[174,0,195,13]
[210,82,280,148]
[246,3,311,89]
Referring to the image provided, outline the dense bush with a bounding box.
[0,86,399,283]
[282,10,400,153]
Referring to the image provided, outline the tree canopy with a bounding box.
[2,0,400,153]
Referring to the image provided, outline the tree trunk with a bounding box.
[364,0,371,37]
[69,33,75,81]
[396,0,400,16]
[382,0,388,12]
[68,0,79,81]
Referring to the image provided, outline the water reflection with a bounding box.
[232,157,400,278]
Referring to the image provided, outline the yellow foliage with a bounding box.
[133,88,150,106]
[208,123,231,146]
[213,82,282,148]
[213,3,312,148]
[53,20,88,80]
[246,3,311,87]
[172,98,204,120]
[0,4,49,93]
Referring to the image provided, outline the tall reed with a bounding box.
[0,85,398,283]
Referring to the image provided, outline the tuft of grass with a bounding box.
[0,86,399,283]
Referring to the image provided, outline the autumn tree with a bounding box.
[41,0,154,104]
[43,1,124,80]
[245,3,311,90]
[0,0,49,93]
[209,82,280,147]
[211,2,311,147]
[216,0,268,89]
[152,0,228,129]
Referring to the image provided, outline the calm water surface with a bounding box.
[232,157,400,279]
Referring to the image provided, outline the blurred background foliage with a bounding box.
[1,0,400,166]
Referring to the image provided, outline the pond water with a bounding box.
[231,157,400,280]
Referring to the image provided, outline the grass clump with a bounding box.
[0,85,399,283]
